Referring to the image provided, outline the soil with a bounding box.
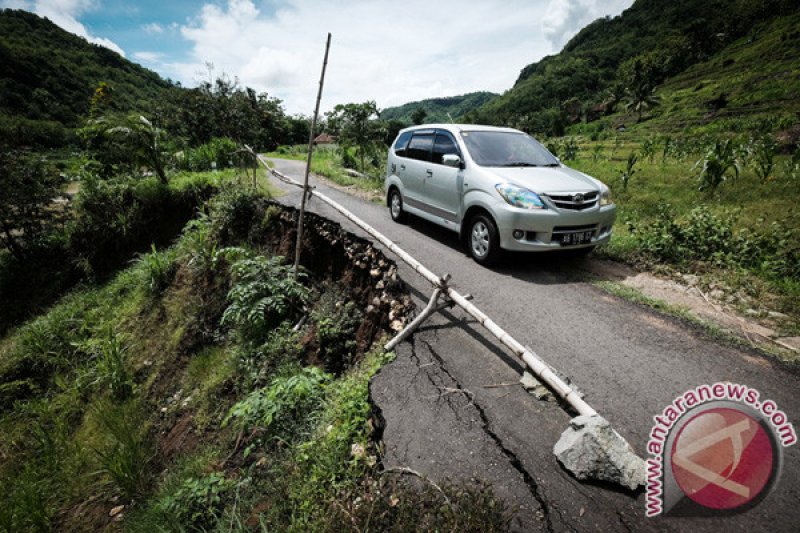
[586,258,800,355]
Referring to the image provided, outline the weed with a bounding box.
[180,214,218,275]
[139,244,177,295]
[92,400,153,500]
[89,329,133,400]
[641,137,657,163]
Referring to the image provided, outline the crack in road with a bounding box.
[421,339,563,533]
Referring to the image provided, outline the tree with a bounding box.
[411,107,427,125]
[325,102,385,173]
[0,151,63,260]
[618,57,661,122]
[107,115,169,183]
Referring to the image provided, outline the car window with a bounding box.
[460,131,559,167]
[393,131,413,157]
[406,133,434,162]
[432,132,460,165]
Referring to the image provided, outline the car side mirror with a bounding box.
[442,154,463,169]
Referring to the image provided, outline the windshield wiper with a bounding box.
[501,162,539,167]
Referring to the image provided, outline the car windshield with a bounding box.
[460,131,559,167]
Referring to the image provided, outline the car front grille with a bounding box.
[545,191,599,210]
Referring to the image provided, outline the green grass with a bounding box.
[264,145,385,195]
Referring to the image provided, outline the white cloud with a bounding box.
[167,0,633,115]
[133,51,164,63]
[541,0,630,50]
[142,22,164,35]
[1,0,126,56]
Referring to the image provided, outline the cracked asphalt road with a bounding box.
[268,158,800,532]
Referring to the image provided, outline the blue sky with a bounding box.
[1,0,635,114]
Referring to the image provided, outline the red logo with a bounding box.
[671,407,775,510]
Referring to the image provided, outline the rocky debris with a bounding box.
[259,201,415,348]
[554,415,645,491]
[519,372,554,402]
[109,505,125,522]
[520,370,584,404]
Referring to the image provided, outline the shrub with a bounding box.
[221,254,310,345]
[224,366,332,445]
[236,324,303,389]
[159,472,234,531]
[311,290,363,372]
[181,137,240,172]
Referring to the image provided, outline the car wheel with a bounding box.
[468,214,501,265]
[389,188,407,223]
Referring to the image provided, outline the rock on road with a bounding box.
[268,158,800,532]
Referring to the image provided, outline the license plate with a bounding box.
[559,230,593,246]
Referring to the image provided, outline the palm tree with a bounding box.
[624,85,660,123]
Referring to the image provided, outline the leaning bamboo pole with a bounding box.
[294,32,332,280]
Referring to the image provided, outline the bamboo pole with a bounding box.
[294,32,332,279]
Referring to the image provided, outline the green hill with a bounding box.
[466,0,800,137]
[0,9,180,147]
[380,92,497,125]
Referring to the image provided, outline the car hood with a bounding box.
[488,165,600,193]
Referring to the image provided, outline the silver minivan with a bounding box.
[384,124,616,264]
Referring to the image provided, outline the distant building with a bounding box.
[313,133,336,145]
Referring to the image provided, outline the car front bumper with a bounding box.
[493,203,617,251]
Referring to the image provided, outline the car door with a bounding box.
[401,130,434,210]
[424,130,462,225]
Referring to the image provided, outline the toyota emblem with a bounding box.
[573,193,584,203]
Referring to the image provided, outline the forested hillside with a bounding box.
[0,9,180,146]
[464,0,800,136]
[380,92,497,125]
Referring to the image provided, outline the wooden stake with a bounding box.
[294,32,331,279]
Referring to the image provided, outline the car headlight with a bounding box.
[600,186,613,206]
[495,183,546,210]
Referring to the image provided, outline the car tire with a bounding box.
[467,214,501,265]
[389,188,407,223]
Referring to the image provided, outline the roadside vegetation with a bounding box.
[0,188,509,531]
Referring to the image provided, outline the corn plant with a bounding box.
[661,136,673,163]
[591,143,603,162]
[695,140,741,193]
[561,137,579,161]
[619,152,638,191]
[752,136,777,183]
[641,137,657,163]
